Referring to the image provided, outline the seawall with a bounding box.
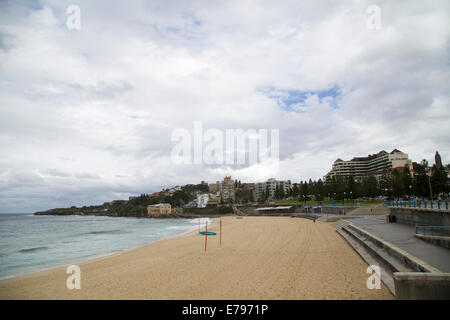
[389,207,450,226]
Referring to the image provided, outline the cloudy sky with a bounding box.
[0,0,449,212]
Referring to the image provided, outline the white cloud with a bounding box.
[0,0,449,212]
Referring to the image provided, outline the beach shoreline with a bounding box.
[0,216,393,300]
[0,216,218,282]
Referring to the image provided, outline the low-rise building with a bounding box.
[207,194,220,206]
[147,203,172,215]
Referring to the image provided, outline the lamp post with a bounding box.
[350,191,353,207]
[428,175,433,202]
[344,192,346,206]
[318,194,321,205]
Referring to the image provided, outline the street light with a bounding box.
[344,192,346,206]
[428,175,433,202]
[350,191,353,206]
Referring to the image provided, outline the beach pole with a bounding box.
[198,215,200,234]
[220,219,222,246]
[205,222,208,251]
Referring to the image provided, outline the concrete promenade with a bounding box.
[347,216,450,273]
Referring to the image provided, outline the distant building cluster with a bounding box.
[121,148,448,210]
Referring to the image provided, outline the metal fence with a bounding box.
[415,226,450,237]
[386,200,449,210]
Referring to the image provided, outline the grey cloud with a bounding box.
[0,32,15,51]
[75,172,100,180]
[0,0,449,212]
[44,168,71,177]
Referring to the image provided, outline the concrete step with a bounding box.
[332,219,350,230]
[342,225,413,273]
[337,221,448,299]
[336,227,396,295]
[347,223,441,273]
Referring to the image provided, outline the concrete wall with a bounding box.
[394,272,450,300]
[172,208,183,215]
[320,206,354,215]
[390,208,450,226]
[415,234,450,249]
[183,206,234,215]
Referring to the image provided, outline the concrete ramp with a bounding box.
[347,205,390,216]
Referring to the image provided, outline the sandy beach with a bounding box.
[0,216,393,299]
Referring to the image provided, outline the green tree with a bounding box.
[260,190,267,203]
[236,189,253,204]
[391,170,404,199]
[280,184,285,199]
[413,161,429,198]
[431,165,448,198]
[292,184,300,199]
[402,165,413,198]
[316,179,324,202]
[334,176,345,200]
[301,181,309,202]
[379,171,392,199]
[274,185,281,200]
[347,176,356,198]
[363,175,378,198]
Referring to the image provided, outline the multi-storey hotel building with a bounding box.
[324,149,412,182]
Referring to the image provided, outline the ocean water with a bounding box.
[0,213,211,279]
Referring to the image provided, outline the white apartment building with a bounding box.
[254,178,290,201]
[196,194,209,208]
[324,149,413,182]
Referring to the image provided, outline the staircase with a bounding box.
[332,219,350,230]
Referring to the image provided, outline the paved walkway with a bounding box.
[347,216,450,272]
